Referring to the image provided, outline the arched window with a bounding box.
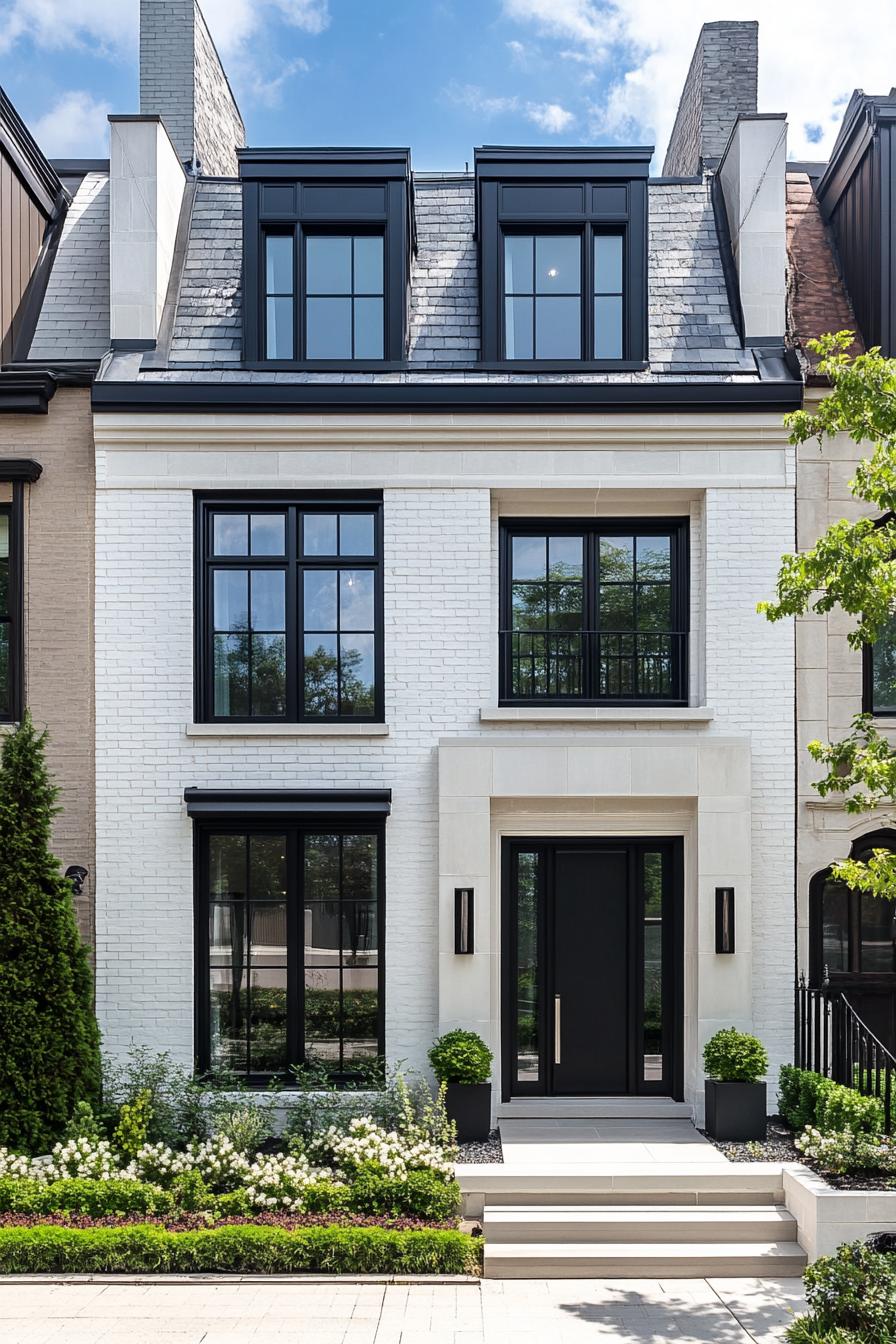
[810,830,896,985]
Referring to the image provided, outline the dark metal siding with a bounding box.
[827,121,896,356]
[0,146,46,365]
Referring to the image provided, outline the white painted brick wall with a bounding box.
[95,465,795,1087]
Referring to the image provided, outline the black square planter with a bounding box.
[705,1079,767,1141]
[445,1083,491,1142]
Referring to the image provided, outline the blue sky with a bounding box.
[0,0,892,171]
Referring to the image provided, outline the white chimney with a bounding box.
[108,116,186,348]
[718,114,788,343]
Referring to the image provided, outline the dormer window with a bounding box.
[240,149,412,368]
[476,147,650,368]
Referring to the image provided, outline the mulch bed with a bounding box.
[701,1115,896,1190]
[0,1212,458,1233]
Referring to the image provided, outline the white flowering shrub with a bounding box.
[44,1138,129,1182]
[312,1117,455,1182]
[0,1147,35,1180]
[125,1141,190,1187]
[795,1125,896,1174]
[243,1152,340,1212]
[181,1135,251,1191]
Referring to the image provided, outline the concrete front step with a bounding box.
[483,1240,808,1279]
[496,1097,693,1120]
[483,1203,798,1245]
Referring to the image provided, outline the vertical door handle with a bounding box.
[554,994,561,1065]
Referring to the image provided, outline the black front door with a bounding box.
[502,839,683,1099]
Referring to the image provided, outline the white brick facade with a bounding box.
[93,415,796,1115]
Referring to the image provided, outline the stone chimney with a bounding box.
[663,21,758,177]
[139,0,245,177]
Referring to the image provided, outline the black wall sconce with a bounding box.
[65,865,89,897]
[454,887,474,954]
[715,886,735,953]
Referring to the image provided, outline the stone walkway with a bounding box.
[0,1276,807,1342]
[498,1118,727,1170]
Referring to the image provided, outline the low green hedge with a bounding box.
[0,1179,175,1218]
[0,1223,481,1275]
[779,1066,884,1136]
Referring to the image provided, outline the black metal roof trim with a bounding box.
[93,379,802,414]
[474,144,652,180]
[51,158,110,175]
[10,207,66,363]
[710,172,745,347]
[183,787,392,820]
[0,458,43,482]
[238,147,412,181]
[0,372,57,415]
[817,91,896,220]
[3,361,97,387]
[0,85,66,216]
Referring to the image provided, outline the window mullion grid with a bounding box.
[289,828,302,1073]
[286,507,300,721]
[632,539,640,700]
[586,531,597,703]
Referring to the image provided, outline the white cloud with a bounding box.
[31,90,112,156]
[527,101,575,133]
[445,82,575,134]
[502,0,895,163]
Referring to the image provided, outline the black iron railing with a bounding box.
[499,629,688,702]
[796,974,896,1134]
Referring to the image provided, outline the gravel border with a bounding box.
[457,1130,503,1164]
[701,1115,896,1190]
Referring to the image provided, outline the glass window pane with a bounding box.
[516,852,539,1084]
[0,625,9,718]
[266,297,294,360]
[306,236,352,294]
[265,234,293,294]
[535,235,580,294]
[600,536,635,582]
[535,296,581,359]
[340,633,375,715]
[340,570,374,630]
[304,633,338,716]
[306,297,352,359]
[353,297,384,358]
[549,536,582,579]
[249,834,286,902]
[512,535,546,582]
[353,236,383,294]
[210,967,247,1072]
[637,535,671,582]
[594,295,623,359]
[251,634,286,716]
[339,514,375,556]
[342,834,377,901]
[643,852,663,1084]
[821,881,849,973]
[209,834,247,899]
[213,514,248,556]
[213,633,249,716]
[303,514,338,556]
[213,570,249,631]
[549,583,583,630]
[210,902,247,965]
[305,833,341,902]
[304,570,337,631]
[250,966,287,1072]
[250,570,285,631]
[512,582,546,630]
[250,514,286,556]
[637,583,672,632]
[873,615,896,713]
[305,967,341,1056]
[505,296,533,359]
[594,234,623,293]
[341,901,378,959]
[861,895,896,973]
[504,235,533,294]
[0,514,8,561]
[250,901,287,961]
[600,584,635,630]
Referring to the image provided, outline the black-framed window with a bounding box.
[196,495,383,723]
[864,612,896,715]
[196,821,384,1082]
[241,149,412,368]
[504,234,582,360]
[810,832,896,984]
[476,146,649,367]
[499,518,689,705]
[0,493,23,723]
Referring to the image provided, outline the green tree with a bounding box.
[760,332,896,902]
[0,713,101,1151]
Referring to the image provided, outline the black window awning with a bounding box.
[183,788,391,821]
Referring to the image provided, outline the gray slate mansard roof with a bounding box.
[29,172,110,362]
[29,170,759,383]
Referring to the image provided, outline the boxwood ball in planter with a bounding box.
[428,1030,493,1142]
[703,1028,768,1141]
